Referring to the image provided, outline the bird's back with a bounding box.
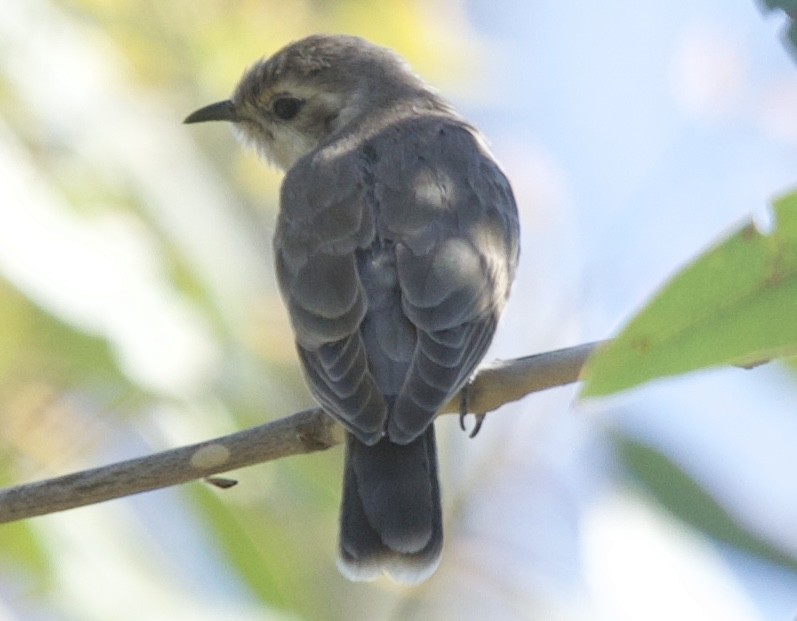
[277,112,519,443]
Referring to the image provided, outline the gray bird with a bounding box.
[185,34,519,584]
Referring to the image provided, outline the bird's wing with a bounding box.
[275,153,388,444]
[277,117,519,446]
[372,118,520,443]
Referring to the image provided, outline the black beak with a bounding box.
[183,99,238,124]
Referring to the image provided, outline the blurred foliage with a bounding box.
[189,449,347,618]
[761,0,797,58]
[0,277,130,392]
[0,522,51,587]
[617,435,797,572]
[582,191,797,397]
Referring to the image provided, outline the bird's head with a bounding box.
[184,34,433,170]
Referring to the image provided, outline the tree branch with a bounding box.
[0,340,603,524]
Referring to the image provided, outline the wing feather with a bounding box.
[277,115,519,446]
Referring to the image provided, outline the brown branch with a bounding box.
[0,340,604,524]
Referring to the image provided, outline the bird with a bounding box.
[185,34,519,584]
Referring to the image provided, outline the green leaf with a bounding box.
[617,435,797,571]
[582,191,797,397]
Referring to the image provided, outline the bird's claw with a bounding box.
[458,383,486,438]
[468,414,486,438]
[458,384,469,431]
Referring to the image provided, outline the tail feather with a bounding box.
[338,426,442,584]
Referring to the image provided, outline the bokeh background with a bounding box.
[1,1,797,619]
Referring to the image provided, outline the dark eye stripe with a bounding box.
[272,97,304,120]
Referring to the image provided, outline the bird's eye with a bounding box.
[272,97,304,121]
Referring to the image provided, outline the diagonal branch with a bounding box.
[0,340,604,524]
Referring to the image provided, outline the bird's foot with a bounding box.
[458,383,486,438]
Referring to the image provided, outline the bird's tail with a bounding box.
[337,426,442,584]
